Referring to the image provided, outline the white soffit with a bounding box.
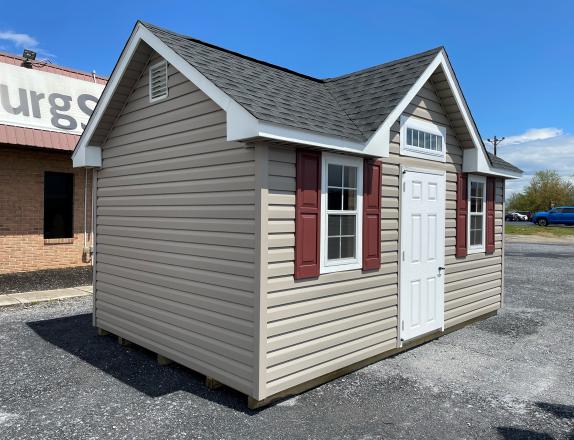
[73,24,521,176]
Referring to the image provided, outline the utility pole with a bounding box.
[487,135,505,156]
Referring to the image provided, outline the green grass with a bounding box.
[505,223,574,237]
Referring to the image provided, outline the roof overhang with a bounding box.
[73,22,371,167]
[367,50,521,179]
[73,22,522,179]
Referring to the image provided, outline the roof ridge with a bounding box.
[141,21,324,83]
[324,46,444,82]
[142,22,444,86]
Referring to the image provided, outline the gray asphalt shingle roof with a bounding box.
[143,22,441,142]
[487,152,523,173]
[142,22,520,175]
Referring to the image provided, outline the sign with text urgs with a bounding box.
[0,63,105,135]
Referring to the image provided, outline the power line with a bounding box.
[487,135,505,156]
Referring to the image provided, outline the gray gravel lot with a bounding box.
[0,242,572,439]
[0,266,92,295]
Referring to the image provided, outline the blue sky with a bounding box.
[1,0,572,193]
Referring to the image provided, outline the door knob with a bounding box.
[438,266,446,273]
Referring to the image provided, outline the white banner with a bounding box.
[0,62,105,135]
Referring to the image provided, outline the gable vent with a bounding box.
[149,60,168,102]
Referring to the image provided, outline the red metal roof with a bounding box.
[0,52,107,152]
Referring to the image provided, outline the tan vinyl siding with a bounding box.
[265,146,398,395]
[94,53,256,395]
[262,78,503,397]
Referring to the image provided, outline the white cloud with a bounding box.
[492,128,574,196]
[0,30,55,59]
[0,31,38,48]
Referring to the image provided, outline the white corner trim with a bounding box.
[399,114,446,162]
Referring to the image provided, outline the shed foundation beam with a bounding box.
[205,377,222,390]
[96,328,109,336]
[117,336,132,346]
[157,354,173,366]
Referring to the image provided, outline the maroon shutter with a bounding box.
[294,150,321,279]
[363,159,382,271]
[485,177,496,254]
[455,172,468,257]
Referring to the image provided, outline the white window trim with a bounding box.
[320,153,363,274]
[149,60,169,103]
[468,174,486,254]
[400,115,447,162]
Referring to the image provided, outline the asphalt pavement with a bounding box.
[0,242,572,439]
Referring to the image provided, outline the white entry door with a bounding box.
[400,169,446,341]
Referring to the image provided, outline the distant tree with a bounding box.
[507,170,574,212]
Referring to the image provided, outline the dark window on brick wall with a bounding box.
[44,172,74,239]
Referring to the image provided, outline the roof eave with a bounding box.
[74,22,379,167]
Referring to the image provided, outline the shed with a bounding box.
[73,21,522,408]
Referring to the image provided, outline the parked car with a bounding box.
[531,206,574,226]
[505,211,528,221]
[517,211,533,221]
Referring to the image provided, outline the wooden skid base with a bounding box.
[247,310,498,410]
[117,336,132,347]
[205,377,223,390]
[96,327,110,336]
[157,354,173,366]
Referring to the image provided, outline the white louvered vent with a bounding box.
[149,60,168,102]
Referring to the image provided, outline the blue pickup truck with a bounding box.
[531,206,574,226]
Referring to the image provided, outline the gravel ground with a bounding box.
[0,266,92,295]
[0,242,572,439]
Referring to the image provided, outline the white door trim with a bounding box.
[399,166,446,345]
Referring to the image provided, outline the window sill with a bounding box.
[44,238,74,245]
[467,247,485,255]
[320,261,362,274]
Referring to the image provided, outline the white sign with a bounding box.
[0,62,105,135]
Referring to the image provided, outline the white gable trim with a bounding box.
[73,23,369,167]
[73,26,521,177]
[366,50,521,178]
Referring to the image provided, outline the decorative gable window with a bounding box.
[400,115,446,162]
[149,60,168,102]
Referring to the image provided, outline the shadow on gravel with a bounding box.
[27,313,256,415]
[497,402,574,439]
[496,427,552,440]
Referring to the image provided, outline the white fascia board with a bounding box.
[72,145,101,168]
[366,49,522,178]
[462,148,521,179]
[257,121,370,156]
[365,53,444,158]
[74,23,259,168]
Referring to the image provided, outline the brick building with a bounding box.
[0,52,106,274]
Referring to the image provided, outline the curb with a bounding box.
[0,285,92,308]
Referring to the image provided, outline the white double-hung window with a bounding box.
[320,153,363,273]
[468,175,486,253]
[400,115,447,162]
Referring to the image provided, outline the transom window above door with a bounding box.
[321,154,363,273]
[400,115,447,162]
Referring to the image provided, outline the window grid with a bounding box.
[326,164,358,262]
[406,127,443,152]
[469,180,485,248]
